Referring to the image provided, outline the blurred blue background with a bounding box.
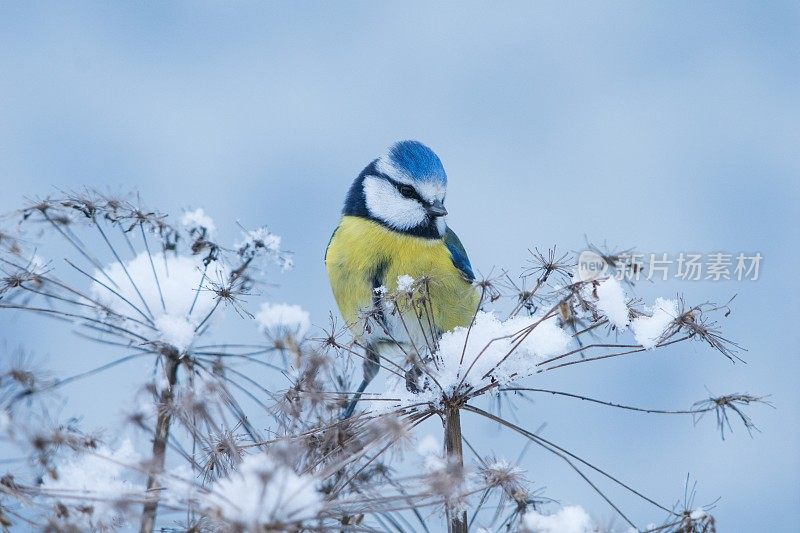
[1,2,798,531]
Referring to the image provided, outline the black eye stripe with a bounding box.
[387,178,423,202]
[371,173,427,203]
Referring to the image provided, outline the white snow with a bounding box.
[373,285,388,296]
[236,226,292,270]
[41,439,143,528]
[396,274,415,292]
[436,311,571,391]
[583,277,679,348]
[239,227,281,252]
[236,227,282,257]
[416,434,445,471]
[522,505,595,533]
[153,314,197,352]
[593,277,630,330]
[417,434,441,456]
[159,464,199,508]
[372,311,571,409]
[203,453,322,527]
[90,252,220,351]
[181,208,216,237]
[256,302,311,339]
[690,508,708,520]
[631,297,679,349]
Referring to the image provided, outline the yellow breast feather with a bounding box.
[325,216,479,336]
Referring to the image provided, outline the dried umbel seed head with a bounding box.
[0,190,761,532]
[525,246,573,284]
[201,429,246,481]
[424,458,466,500]
[480,458,527,496]
[365,415,414,454]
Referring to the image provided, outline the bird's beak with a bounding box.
[427,200,448,217]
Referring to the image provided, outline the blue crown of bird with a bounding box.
[326,140,480,418]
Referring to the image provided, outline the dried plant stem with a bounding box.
[140,352,180,533]
[444,404,467,533]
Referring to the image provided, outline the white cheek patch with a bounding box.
[363,176,427,230]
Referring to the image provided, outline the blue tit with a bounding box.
[325,140,480,418]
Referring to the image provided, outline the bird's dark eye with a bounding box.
[398,185,416,198]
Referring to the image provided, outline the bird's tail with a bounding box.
[340,345,381,419]
[340,377,371,420]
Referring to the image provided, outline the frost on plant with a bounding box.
[0,192,767,532]
[40,439,143,530]
[202,452,323,529]
[181,208,217,238]
[89,251,221,353]
[396,274,416,292]
[631,297,681,350]
[372,310,572,410]
[591,276,630,330]
[521,505,595,533]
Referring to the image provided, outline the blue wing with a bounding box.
[444,227,475,282]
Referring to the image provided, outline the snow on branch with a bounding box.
[0,193,766,532]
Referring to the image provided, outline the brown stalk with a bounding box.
[444,404,467,533]
[139,351,180,533]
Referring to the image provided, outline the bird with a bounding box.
[325,140,480,419]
